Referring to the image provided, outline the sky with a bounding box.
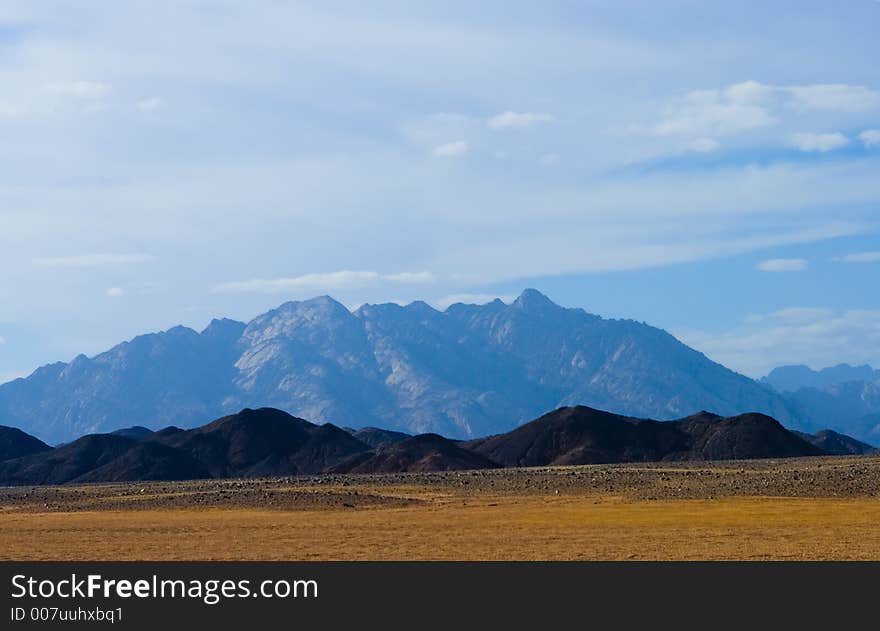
[0,0,879,381]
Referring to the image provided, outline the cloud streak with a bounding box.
[837,251,880,264]
[755,258,808,272]
[487,111,554,130]
[679,307,880,377]
[790,132,849,153]
[212,270,436,294]
[860,129,880,148]
[432,140,468,157]
[651,81,880,142]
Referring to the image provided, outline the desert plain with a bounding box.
[2,454,880,561]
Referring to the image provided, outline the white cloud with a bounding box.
[0,81,111,118]
[433,293,515,309]
[32,254,154,268]
[678,308,880,377]
[653,84,777,137]
[755,258,808,272]
[487,111,554,130]
[136,97,165,111]
[212,270,436,294]
[786,84,880,113]
[651,81,880,140]
[432,140,468,157]
[723,80,776,105]
[538,152,560,166]
[0,335,5,345]
[790,132,849,152]
[106,287,124,297]
[837,251,880,264]
[688,137,720,153]
[860,129,880,148]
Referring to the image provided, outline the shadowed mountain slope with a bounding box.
[466,406,823,467]
[151,407,371,478]
[0,434,138,485]
[0,405,868,485]
[73,441,212,483]
[0,425,52,462]
[333,433,500,473]
[110,426,154,440]
[795,429,877,456]
[347,427,411,449]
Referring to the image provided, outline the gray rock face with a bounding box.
[0,290,802,444]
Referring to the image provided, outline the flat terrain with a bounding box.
[2,455,880,560]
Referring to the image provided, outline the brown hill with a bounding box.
[0,405,860,485]
[466,406,823,466]
[795,429,877,456]
[0,425,52,462]
[347,427,411,449]
[0,434,138,485]
[72,441,212,483]
[334,433,500,473]
[151,407,371,477]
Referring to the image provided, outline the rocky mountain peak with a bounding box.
[511,288,557,312]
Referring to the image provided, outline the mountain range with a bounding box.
[761,364,880,441]
[1,405,870,485]
[1,289,814,444]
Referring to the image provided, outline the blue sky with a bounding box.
[1,0,879,380]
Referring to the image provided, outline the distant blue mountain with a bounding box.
[762,364,880,442]
[0,290,808,444]
[762,363,880,392]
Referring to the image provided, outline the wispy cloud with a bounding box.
[487,111,554,130]
[32,254,155,268]
[860,129,880,148]
[790,132,849,152]
[688,137,721,153]
[836,251,880,264]
[755,258,808,272]
[653,84,776,137]
[678,307,880,377]
[786,84,880,113]
[651,81,880,140]
[432,140,468,157]
[212,270,436,294]
[106,287,124,297]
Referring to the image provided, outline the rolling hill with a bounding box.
[333,433,499,473]
[0,405,861,485]
[465,406,823,467]
[0,425,52,462]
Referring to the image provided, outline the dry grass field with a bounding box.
[3,456,880,560]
